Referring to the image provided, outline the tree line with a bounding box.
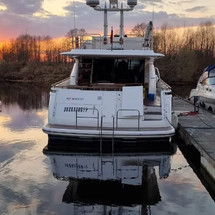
[0,28,86,63]
[145,21,215,84]
[0,22,215,85]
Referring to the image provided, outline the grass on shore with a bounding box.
[0,61,73,87]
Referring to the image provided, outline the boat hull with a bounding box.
[198,95,215,105]
[45,135,173,153]
[42,123,175,152]
[42,124,175,139]
[189,88,215,111]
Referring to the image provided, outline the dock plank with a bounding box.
[173,97,215,180]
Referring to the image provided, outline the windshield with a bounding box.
[209,68,215,78]
[199,67,215,85]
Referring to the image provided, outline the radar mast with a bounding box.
[86,0,137,45]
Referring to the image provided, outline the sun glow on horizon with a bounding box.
[0,0,215,41]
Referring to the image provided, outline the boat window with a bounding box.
[199,73,215,85]
[129,60,145,83]
[92,59,114,83]
[78,58,92,85]
[199,68,215,85]
[92,58,145,84]
[208,77,215,85]
[209,68,215,78]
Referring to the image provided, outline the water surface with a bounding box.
[0,83,214,215]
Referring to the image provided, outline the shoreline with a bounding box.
[0,61,73,88]
[0,61,197,88]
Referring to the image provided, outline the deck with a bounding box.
[173,97,215,182]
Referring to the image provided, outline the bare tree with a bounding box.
[131,23,147,37]
[42,35,54,62]
[65,28,87,49]
[194,22,215,56]
[14,34,42,62]
[183,28,195,51]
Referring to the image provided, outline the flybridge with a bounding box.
[86,0,137,47]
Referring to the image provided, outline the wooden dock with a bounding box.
[173,97,215,181]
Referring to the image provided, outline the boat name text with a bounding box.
[65,163,88,169]
[64,107,88,112]
[66,97,84,101]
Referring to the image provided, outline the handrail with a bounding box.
[100,115,115,155]
[155,67,160,80]
[79,34,102,49]
[112,116,115,154]
[116,109,140,131]
[100,115,105,155]
[75,107,99,128]
[52,77,70,87]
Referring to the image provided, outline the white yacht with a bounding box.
[189,65,215,112]
[42,0,177,145]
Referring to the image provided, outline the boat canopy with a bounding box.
[61,49,164,59]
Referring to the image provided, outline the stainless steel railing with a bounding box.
[75,107,100,128]
[116,109,140,130]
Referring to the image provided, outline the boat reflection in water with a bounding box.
[43,142,176,215]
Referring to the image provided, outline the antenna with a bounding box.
[73,0,76,29]
[152,1,154,23]
[143,21,153,49]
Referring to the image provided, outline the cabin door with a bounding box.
[121,86,144,116]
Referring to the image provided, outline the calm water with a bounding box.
[0,83,214,215]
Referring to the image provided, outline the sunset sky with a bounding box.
[0,0,215,41]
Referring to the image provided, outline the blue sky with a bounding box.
[0,0,215,40]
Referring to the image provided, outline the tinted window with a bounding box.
[209,68,215,78]
[92,59,145,84]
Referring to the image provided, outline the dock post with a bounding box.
[194,96,199,113]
